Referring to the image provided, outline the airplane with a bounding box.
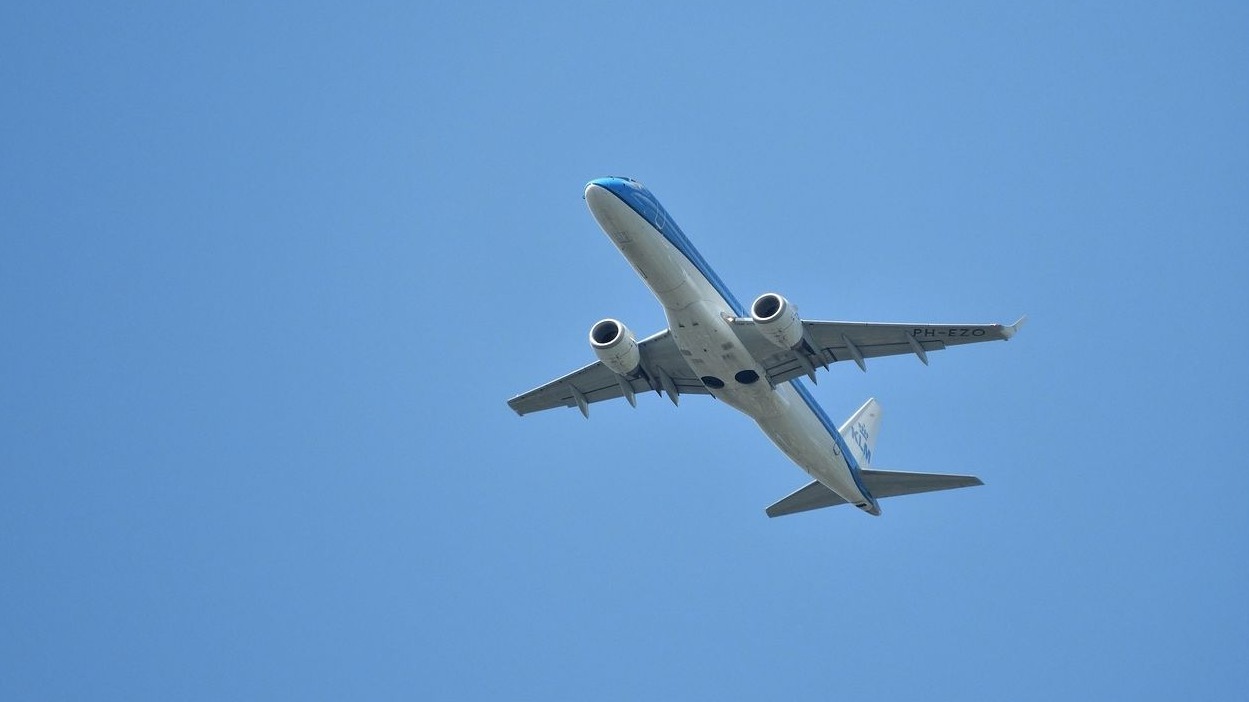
[507,177,1024,517]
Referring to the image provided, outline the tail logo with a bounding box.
[850,421,872,464]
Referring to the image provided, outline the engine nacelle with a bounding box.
[589,318,641,376]
[751,292,804,350]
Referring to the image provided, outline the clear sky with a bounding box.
[3,2,1247,699]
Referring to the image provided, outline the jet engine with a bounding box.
[751,293,804,350]
[589,318,641,376]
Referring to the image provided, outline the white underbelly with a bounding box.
[756,385,869,505]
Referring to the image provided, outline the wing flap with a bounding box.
[765,470,983,517]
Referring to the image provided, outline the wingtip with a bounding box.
[1002,314,1028,340]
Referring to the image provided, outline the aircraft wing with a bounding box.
[730,316,1026,385]
[507,329,709,416]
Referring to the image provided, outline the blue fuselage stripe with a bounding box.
[789,379,875,504]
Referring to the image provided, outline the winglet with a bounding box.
[1002,315,1028,340]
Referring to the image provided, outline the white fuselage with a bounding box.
[584,182,878,514]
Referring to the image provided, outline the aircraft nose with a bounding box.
[585,177,653,239]
[585,176,648,214]
[584,181,616,210]
[584,181,627,234]
[585,176,641,200]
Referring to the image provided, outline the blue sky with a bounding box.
[3,2,1246,699]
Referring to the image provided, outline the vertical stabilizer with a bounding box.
[838,397,882,468]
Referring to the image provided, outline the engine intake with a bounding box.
[751,292,804,350]
[589,318,641,376]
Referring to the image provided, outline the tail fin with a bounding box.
[839,397,882,468]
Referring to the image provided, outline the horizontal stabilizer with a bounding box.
[765,470,983,517]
